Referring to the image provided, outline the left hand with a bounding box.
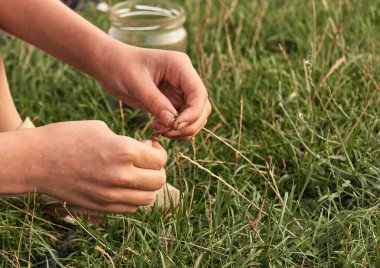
[98,44,211,140]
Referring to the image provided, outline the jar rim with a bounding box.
[109,0,185,31]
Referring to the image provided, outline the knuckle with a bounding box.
[91,120,108,129]
[110,171,135,187]
[121,175,139,189]
[149,150,167,170]
[152,163,162,171]
[120,146,136,162]
[174,51,191,63]
[146,93,162,110]
[185,125,198,136]
[153,169,166,189]
[158,150,168,168]
[168,51,191,63]
[202,90,209,102]
[99,190,115,203]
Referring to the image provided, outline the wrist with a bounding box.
[90,39,136,89]
[0,129,41,195]
[21,128,44,194]
[82,36,115,79]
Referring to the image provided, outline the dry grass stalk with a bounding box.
[236,95,243,162]
[179,152,262,211]
[95,245,116,268]
[320,56,346,86]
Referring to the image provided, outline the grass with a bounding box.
[1,0,380,266]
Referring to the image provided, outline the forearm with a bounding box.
[0,130,37,195]
[0,0,118,79]
[0,55,22,131]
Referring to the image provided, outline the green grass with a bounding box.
[1,0,380,266]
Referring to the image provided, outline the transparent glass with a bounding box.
[108,0,187,51]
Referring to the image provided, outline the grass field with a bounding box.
[1,0,380,267]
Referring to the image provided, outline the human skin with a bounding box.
[0,0,211,211]
[0,0,211,138]
[0,121,167,213]
[0,55,22,132]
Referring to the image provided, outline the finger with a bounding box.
[151,120,194,138]
[165,100,211,138]
[129,69,178,127]
[64,204,137,215]
[85,184,162,207]
[141,140,153,146]
[165,54,208,129]
[158,81,185,110]
[107,189,157,207]
[90,204,138,214]
[121,95,146,110]
[122,137,167,170]
[99,204,138,214]
[58,195,138,214]
[143,139,167,153]
[169,136,194,141]
[152,140,165,151]
[112,167,166,191]
[152,119,171,133]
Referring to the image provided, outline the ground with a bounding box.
[1,0,380,267]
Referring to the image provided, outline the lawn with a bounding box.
[1,0,380,267]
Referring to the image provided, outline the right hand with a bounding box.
[98,45,211,140]
[25,120,167,213]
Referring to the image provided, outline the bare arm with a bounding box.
[0,0,210,212]
[0,130,33,195]
[0,0,210,138]
[0,121,168,213]
[0,0,114,79]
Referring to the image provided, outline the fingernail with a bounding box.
[160,110,176,127]
[176,121,190,130]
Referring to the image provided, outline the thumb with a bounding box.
[133,72,178,127]
[141,140,164,151]
[141,140,153,146]
[141,139,167,161]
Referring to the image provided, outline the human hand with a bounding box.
[0,1,208,139]
[27,120,167,213]
[98,45,211,140]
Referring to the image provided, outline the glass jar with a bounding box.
[108,0,187,52]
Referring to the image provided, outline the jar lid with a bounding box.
[109,1,186,31]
